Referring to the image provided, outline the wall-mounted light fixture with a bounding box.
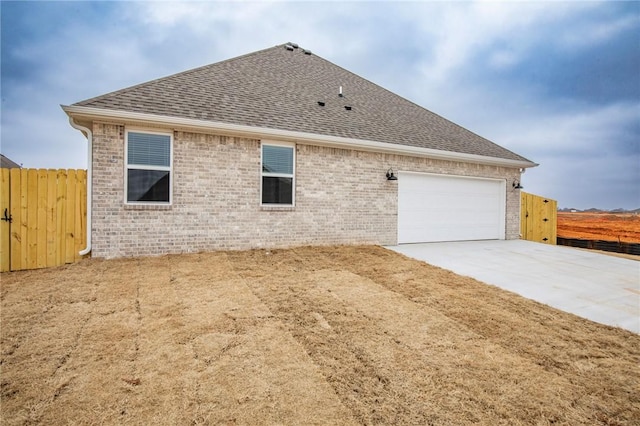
[512,180,523,189]
[386,168,398,181]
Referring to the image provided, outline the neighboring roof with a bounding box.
[1,154,20,169]
[70,43,533,165]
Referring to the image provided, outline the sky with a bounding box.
[1,1,639,210]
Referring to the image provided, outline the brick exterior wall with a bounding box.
[91,123,522,258]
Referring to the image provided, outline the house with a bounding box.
[1,154,21,169]
[62,43,536,259]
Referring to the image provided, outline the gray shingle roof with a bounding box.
[74,43,531,163]
[1,154,20,169]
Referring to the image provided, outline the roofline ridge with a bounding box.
[73,44,287,106]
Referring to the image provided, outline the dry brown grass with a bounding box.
[1,245,639,425]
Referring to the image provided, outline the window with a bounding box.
[125,130,172,204]
[261,142,295,205]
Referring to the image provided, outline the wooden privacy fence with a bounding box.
[520,192,557,245]
[0,168,87,272]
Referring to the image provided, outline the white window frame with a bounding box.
[260,141,296,207]
[124,128,173,205]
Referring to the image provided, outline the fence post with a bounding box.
[17,169,28,271]
[56,169,67,266]
[0,169,10,272]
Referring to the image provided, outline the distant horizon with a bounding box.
[558,207,640,213]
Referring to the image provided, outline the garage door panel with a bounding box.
[398,172,505,244]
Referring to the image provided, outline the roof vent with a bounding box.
[302,49,312,55]
[344,106,352,111]
[317,101,325,107]
[290,43,299,49]
[339,86,344,97]
[284,44,294,51]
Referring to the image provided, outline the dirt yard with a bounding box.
[557,212,640,243]
[2,246,639,425]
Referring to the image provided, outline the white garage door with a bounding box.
[398,172,506,244]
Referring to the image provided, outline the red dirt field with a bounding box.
[557,212,640,243]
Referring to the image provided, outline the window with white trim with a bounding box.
[261,142,295,205]
[125,130,172,204]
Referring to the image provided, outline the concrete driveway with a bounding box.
[387,240,640,333]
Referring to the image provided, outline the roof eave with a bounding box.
[61,105,538,169]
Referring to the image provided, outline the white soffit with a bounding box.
[62,105,538,169]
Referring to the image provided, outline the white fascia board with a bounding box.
[62,105,538,169]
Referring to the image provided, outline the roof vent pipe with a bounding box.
[339,86,343,97]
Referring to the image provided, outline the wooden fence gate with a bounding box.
[520,191,557,245]
[0,168,87,272]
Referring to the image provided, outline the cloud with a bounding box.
[2,101,87,169]
[1,1,638,209]
[411,1,592,83]
[528,150,639,210]
[485,101,640,209]
[558,9,640,50]
[499,102,639,155]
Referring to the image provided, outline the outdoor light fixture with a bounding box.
[513,180,523,189]
[386,168,398,181]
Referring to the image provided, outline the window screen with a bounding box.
[261,144,294,205]
[126,131,172,204]
[262,145,294,174]
[127,132,171,167]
